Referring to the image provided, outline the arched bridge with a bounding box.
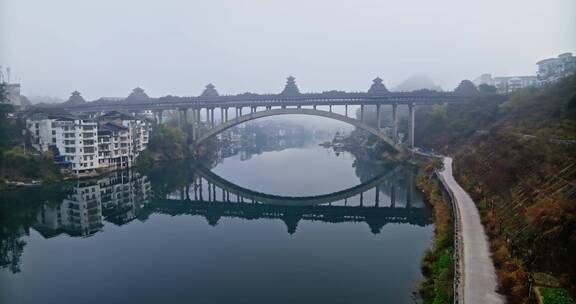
[45,77,480,149]
[194,108,398,149]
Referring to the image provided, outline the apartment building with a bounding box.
[537,52,576,84]
[27,110,149,176]
[473,73,537,94]
[27,113,100,175]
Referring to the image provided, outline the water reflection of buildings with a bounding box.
[34,171,151,237]
[215,120,311,162]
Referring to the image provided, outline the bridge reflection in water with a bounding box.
[33,164,431,238]
[157,164,432,234]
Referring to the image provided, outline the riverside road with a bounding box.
[438,157,504,304]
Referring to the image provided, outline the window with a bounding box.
[52,130,56,135]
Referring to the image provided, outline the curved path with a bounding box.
[437,157,504,304]
[193,108,400,150]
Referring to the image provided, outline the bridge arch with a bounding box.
[193,164,403,206]
[193,108,400,151]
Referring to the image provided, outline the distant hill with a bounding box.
[393,74,443,92]
[416,76,576,303]
[27,95,65,104]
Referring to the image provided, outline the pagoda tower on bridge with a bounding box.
[201,83,219,97]
[368,77,389,95]
[281,76,301,96]
[126,87,149,101]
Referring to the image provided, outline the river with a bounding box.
[0,137,433,304]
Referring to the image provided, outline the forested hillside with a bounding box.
[416,77,576,303]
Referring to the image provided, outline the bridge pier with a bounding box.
[408,103,415,148]
[406,169,414,208]
[360,104,365,121]
[211,108,215,127]
[154,110,164,124]
[390,179,396,208]
[392,104,398,144]
[190,108,197,140]
[345,105,348,117]
[375,186,380,207]
[329,105,332,112]
[376,104,381,129]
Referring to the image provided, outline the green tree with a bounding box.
[478,83,497,93]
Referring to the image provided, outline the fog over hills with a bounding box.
[393,75,443,92]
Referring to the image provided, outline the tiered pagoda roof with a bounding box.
[281,76,301,96]
[64,91,86,104]
[126,87,149,101]
[200,83,219,97]
[367,77,389,95]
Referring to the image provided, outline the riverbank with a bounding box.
[416,159,455,304]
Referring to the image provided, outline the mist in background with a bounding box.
[1,0,575,101]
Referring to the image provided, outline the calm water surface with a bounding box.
[0,142,433,304]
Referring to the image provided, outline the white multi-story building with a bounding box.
[27,110,149,176]
[537,52,576,85]
[27,113,100,175]
[473,73,537,94]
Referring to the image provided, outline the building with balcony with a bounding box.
[473,73,537,94]
[26,107,150,177]
[537,52,576,84]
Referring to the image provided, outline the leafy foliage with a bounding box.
[540,288,575,304]
[142,123,186,161]
[415,76,576,303]
[417,161,454,304]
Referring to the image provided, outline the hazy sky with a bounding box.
[1,0,575,100]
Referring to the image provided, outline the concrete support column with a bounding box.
[210,108,215,127]
[375,186,380,206]
[239,107,243,116]
[157,110,164,124]
[266,105,271,110]
[329,105,332,112]
[407,169,414,208]
[360,104,365,121]
[345,105,348,117]
[220,108,224,124]
[313,105,317,110]
[190,108,196,140]
[392,104,398,144]
[177,109,182,128]
[224,108,229,121]
[408,103,415,148]
[182,108,188,125]
[376,104,381,129]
